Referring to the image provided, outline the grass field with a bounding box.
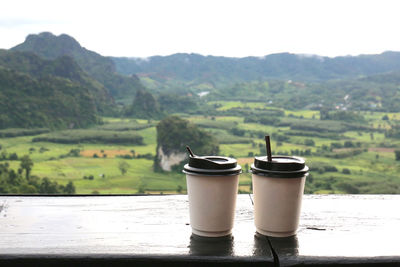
[1,101,400,194]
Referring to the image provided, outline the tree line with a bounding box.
[0,154,75,194]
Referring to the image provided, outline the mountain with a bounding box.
[0,50,114,114]
[0,65,99,129]
[124,89,162,119]
[12,32,145,98]
[111,52,400,90]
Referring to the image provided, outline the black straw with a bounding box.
[265,135,272,162]
[186,146,195,157]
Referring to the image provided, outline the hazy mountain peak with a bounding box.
[16,32,82,59]
[12,32,145,98]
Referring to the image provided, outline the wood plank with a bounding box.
[0,194,399,265]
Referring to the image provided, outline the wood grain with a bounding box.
[0,194,399,266]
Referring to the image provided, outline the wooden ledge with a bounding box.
[1,195,399,266]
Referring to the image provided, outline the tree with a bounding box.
[137,184,145,194]
[395,150,400,161]
[342,168,351,174]
[64,182,76,194]
[9,153,18,160]
[20,155,33,180]
[118,161,130,175]
[154,116,219,172]
[244,163,249,173]
[344,141,354,148]
[319,109,329,120]
[231,127,245,136]
[19,184,37,194]
[0,162,75,194]
[304,139,315,146]
[177,185,183,193]
[39,178,59,194]
[336,182,359,194]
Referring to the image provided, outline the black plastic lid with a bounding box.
[183,156,242,176]
[251,156,309,178]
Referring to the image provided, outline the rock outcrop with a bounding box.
[157,146,187,171]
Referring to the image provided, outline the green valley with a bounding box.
[1,32,400,195]
[1,102,399,194]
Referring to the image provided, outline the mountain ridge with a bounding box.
[111,51,400,87]
[0,66,100,129]
[12,32,145,98]
[0,49,115,114]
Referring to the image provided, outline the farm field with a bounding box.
[1,101,400,194]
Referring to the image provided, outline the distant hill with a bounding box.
[111,52,400,89]
[12,32,145,98]
[0,50,115,114]
[124,89,163,119]
[214,71,400,112]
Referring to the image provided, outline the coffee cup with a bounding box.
[251,137,308,237]
[183,147,241,237]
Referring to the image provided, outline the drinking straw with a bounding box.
[186,146,195,157]
[265,135,272,162]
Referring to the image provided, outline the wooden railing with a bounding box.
[0,195,399,266]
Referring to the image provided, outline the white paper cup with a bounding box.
[184,156,241,237]
[186,173,239,237]
[251,156,308,237]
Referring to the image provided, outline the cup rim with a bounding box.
[251,164,309,178]
[183,164,242,176]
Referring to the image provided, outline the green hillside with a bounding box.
[0,50,115,114]
[0,66,99,129]
[12,32,145,98]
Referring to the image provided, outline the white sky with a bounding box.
[1,0,400,58]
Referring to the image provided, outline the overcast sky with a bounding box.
[1,0,400,58]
